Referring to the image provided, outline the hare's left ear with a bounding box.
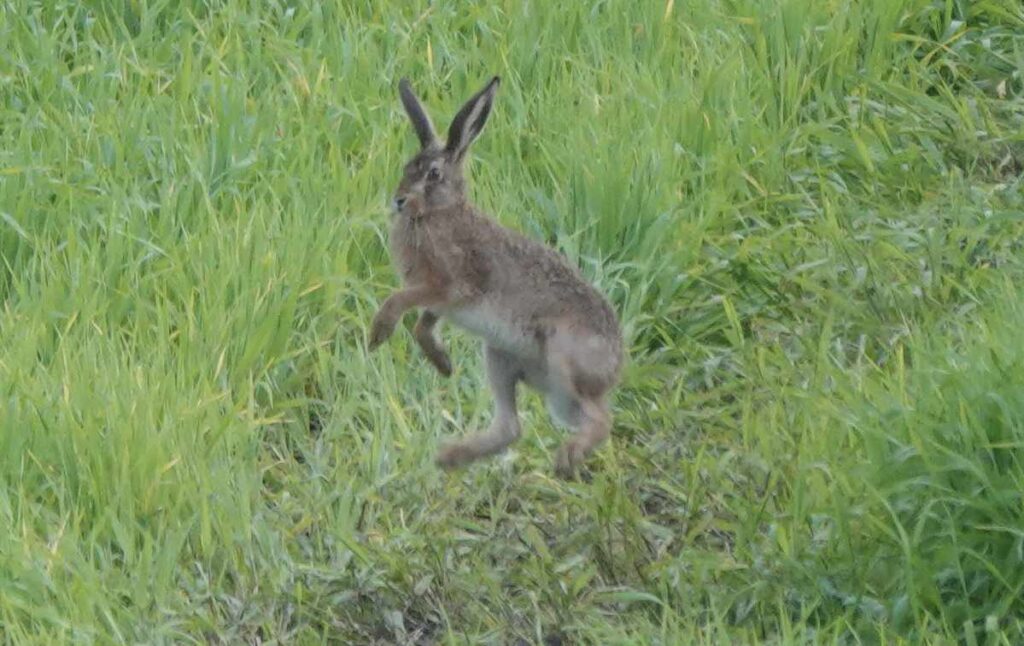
[445,76,500,161]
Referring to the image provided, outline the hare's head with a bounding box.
[393,76,500,218]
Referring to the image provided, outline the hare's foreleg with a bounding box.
[368,284,448,350]
[437,345,521,469]
[412,310,452,377]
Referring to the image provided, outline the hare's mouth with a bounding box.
[392,195,427,219]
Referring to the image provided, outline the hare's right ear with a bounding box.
[399,78,437,148]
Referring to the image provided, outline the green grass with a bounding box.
[1,0,1023,642]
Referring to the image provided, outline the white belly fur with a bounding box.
[444,301,536,356]
[446,303,583,430]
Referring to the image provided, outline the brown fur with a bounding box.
[368,76,624,478]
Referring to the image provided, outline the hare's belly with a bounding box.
[444,302,538,355]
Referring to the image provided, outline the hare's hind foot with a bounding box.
[437,345,522,470]
[435,441,479,469]
[435,419,521,470]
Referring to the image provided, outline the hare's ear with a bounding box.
[399,78,437,148]
[445,76,500,161]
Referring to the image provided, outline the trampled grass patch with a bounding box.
[1,0,1023,642]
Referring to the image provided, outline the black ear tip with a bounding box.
[491,76,501,88]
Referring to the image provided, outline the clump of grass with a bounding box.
[1,0,1023,642]
[817,281,1024,639]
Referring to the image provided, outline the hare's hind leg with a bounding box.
[546,327,617,478]
[545,387,582,429]
[554,396,610,479]
[436,345,522,469]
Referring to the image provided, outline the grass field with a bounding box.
[1,0,1024,643]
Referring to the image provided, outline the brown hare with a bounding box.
[368,76,624,478]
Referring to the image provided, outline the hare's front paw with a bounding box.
[368,312,396,350]
[427,350,452,377]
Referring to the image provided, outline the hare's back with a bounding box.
[446,212,621,343]
[501,232,619,334]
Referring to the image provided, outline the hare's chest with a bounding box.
[390,228,446,285]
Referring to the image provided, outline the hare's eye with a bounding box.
[427,167,441,181]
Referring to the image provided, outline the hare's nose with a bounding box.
[393,196,407,211]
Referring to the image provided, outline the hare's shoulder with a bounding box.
[458,215,578,277]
